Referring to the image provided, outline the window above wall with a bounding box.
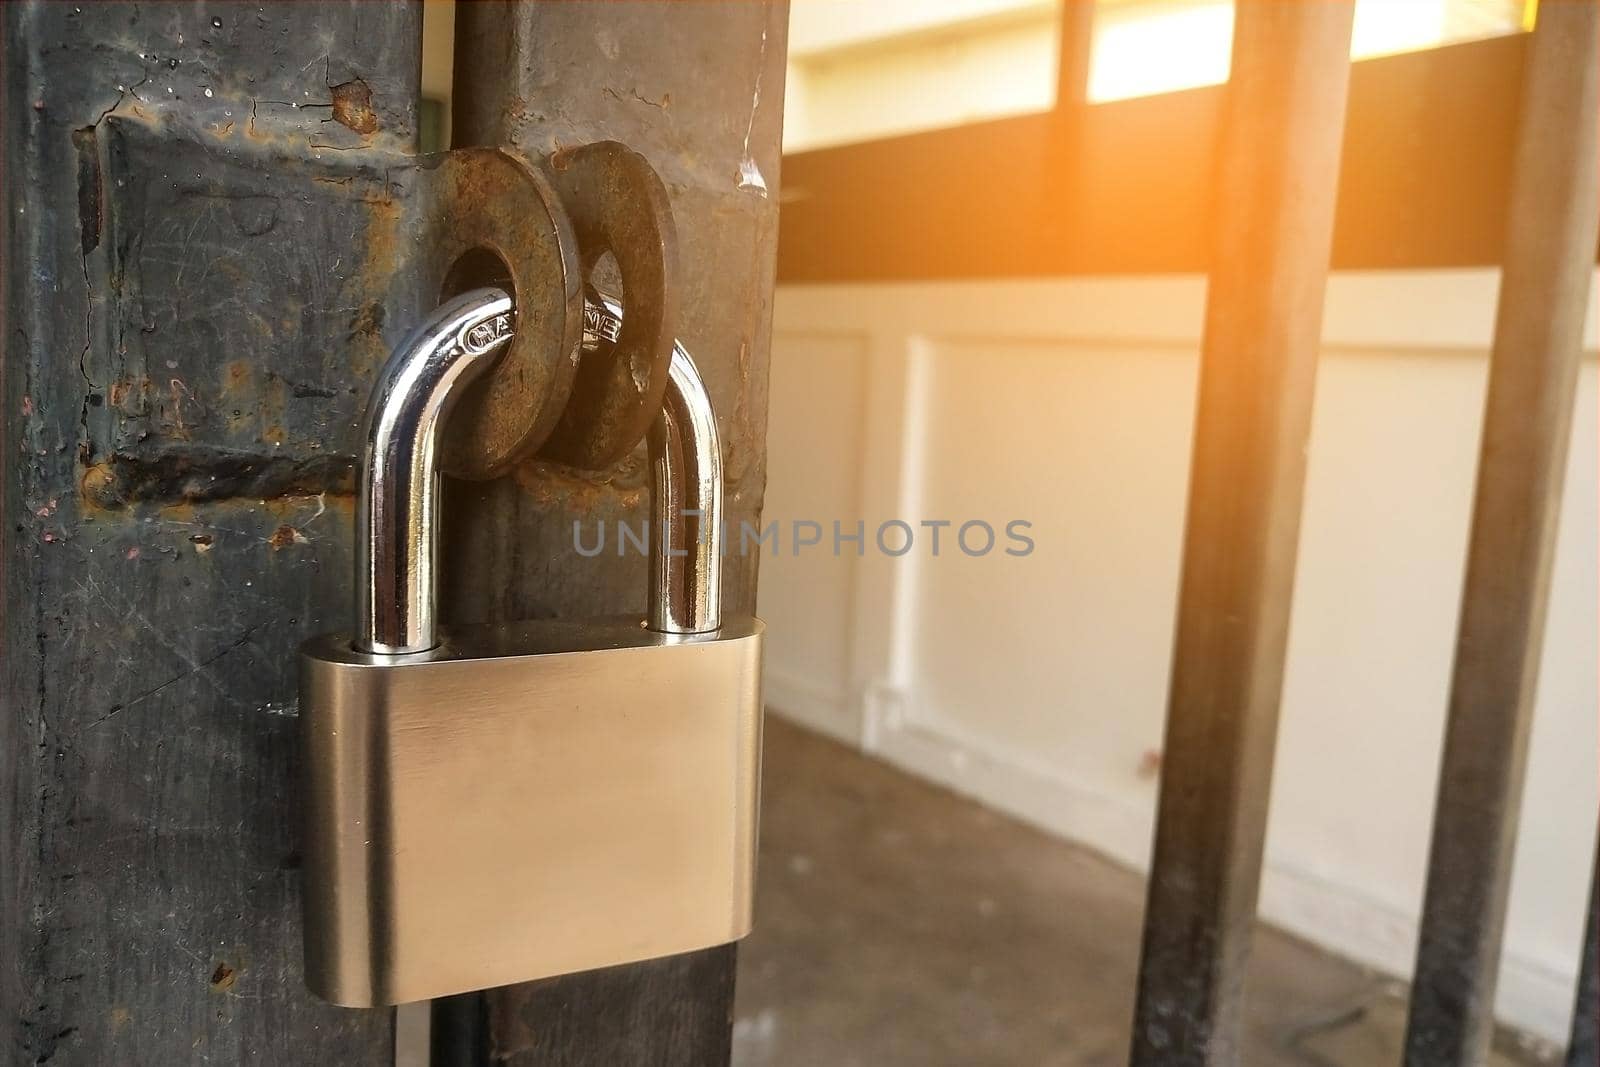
[783,0,1533,152]
[1089,0,1531,102]
[783,0,1065,153]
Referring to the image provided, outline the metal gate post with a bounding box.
[435,4,788,1064]
[1404,2,1600,1062]
[1,2,424,1062]
[1129,3,1355,1063]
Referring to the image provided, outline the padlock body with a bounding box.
[298,616,763,1007]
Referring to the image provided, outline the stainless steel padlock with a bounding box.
[299,288,763,1007]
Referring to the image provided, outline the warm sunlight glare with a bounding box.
[1088,0,1234,103]
[1087,0,1530,103]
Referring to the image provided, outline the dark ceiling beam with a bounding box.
[778,33,1545,281]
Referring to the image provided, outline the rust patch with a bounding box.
[330,78,379,136]
[509,453,647,510]
[107,376,148,413]
[268,524,307,549]
[351,192,402,382]
[350,300,385,340]
[82,444,356,509]
[80,461,114,501]
[209,962,236,992]
[220,360,255,411]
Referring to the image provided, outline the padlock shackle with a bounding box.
[581,288,725,633]
[355,288,514,654]
[648,340,724,634]
[356,286,719,651]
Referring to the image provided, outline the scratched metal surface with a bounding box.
[444,0,786,634]
[2,2,421,1062]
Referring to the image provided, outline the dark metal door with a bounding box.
[1,2,785,1064]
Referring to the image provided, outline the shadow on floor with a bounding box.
[733,716,1561,1067]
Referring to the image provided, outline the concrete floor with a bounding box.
[734,717,1562,1067]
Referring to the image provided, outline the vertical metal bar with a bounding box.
[1129,4,1355,1064]
[1403,3,1600,1062]
[1044,0,1100,262]
[1054,0,1097,108]
[1568,840,1598,1067]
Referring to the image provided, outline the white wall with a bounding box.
[759,271,1599,1044]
